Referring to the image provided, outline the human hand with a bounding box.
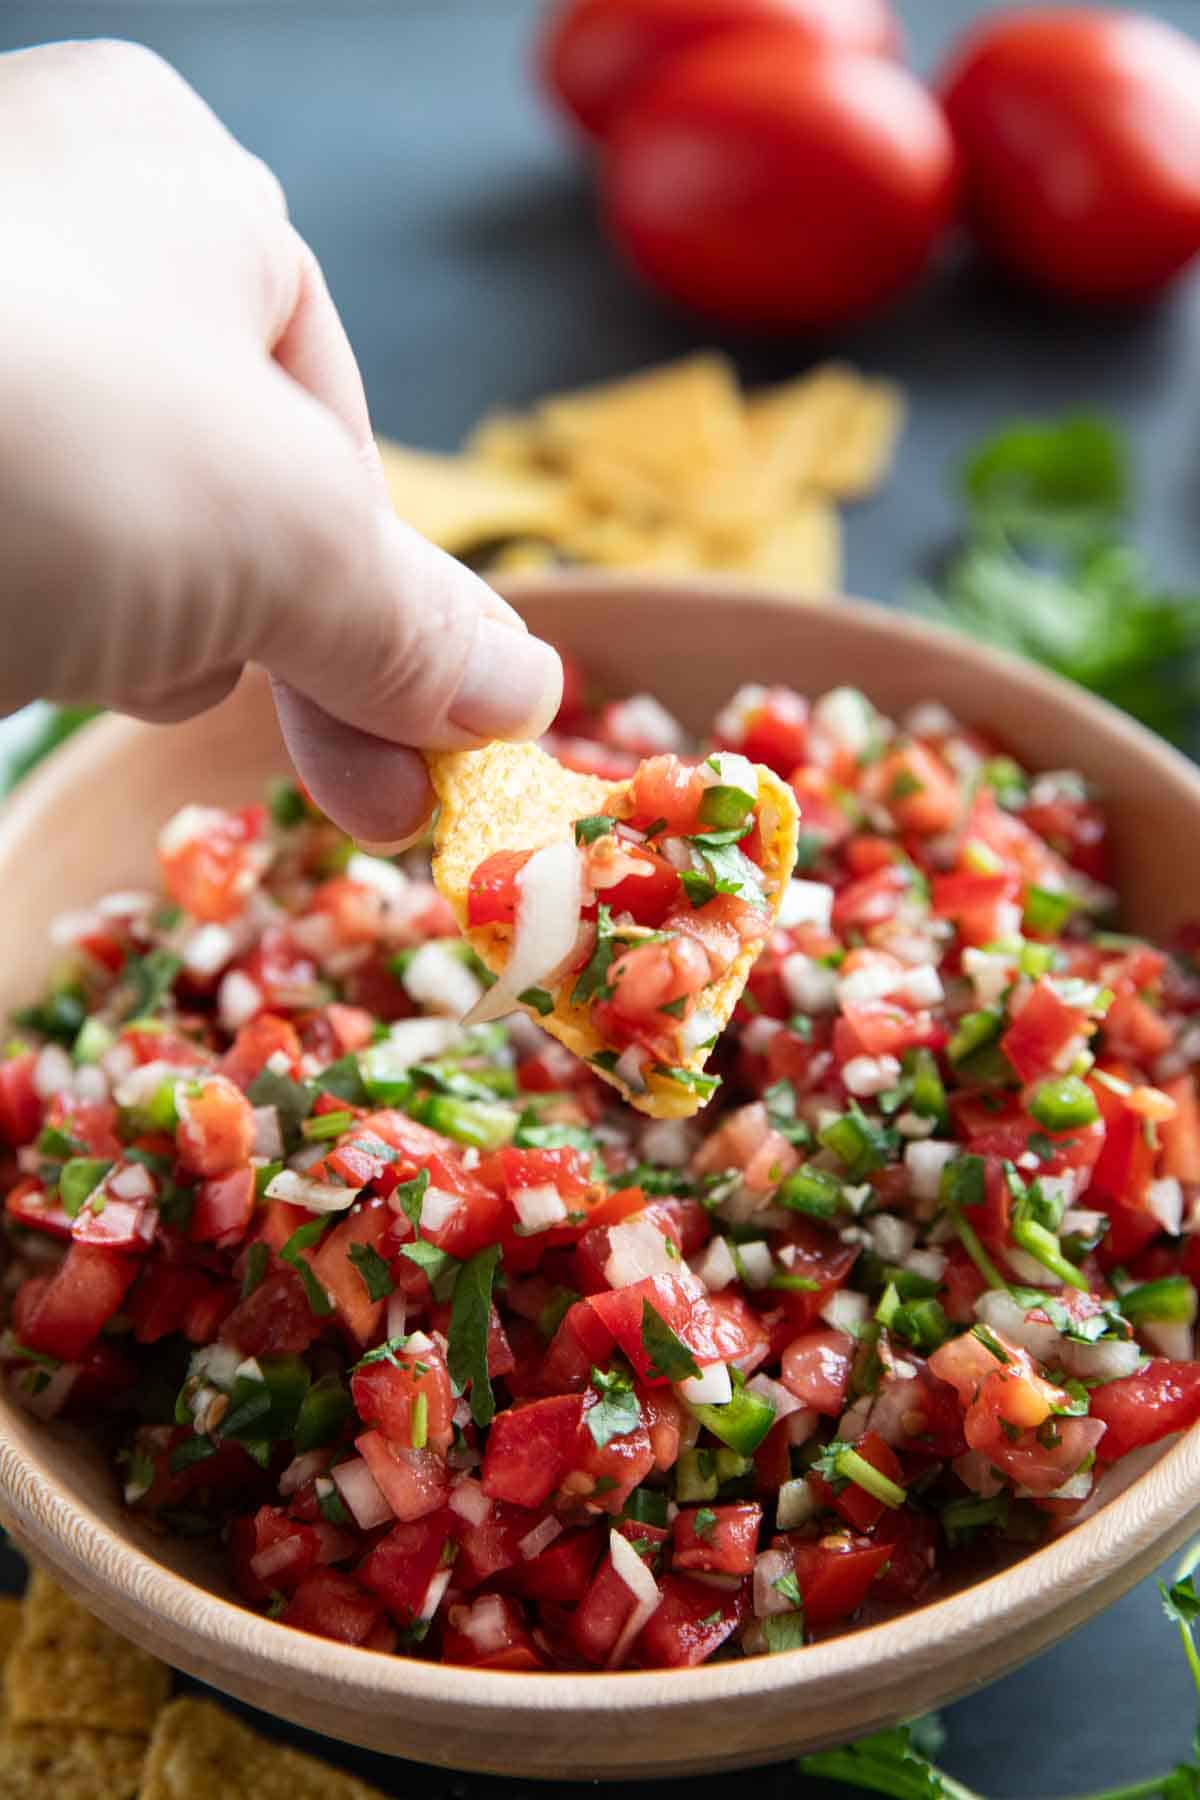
[0,39,562,845]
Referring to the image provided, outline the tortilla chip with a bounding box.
[464,411,548,473]
[555,514,701,573]
[812,377,905,499]
[712,496,842,597]
[746,364,867,498]
[0,1593,20,1677]
[6,1569,171,1734]
[428,742,798,1118]
[484,538,558,575]
[376,439,570,555]
[140,1699,386,1800]
[536,354,748,492]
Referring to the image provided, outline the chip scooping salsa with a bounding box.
[2,662,1200,1673]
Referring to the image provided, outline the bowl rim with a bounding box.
[3,580,1200,1720]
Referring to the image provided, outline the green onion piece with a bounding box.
[1010,1213,1088,1292]
[941,1492,1010,1547]
[902,1047,948,1126]
[73,1017,115,1067]
[58,1157,113,1219]
[1023,885,1078,936]
[947,1008,1002,1065]
[1029,1075,1100,1131]
[300,1108,354,1143]
[358,1043,415,1108]
[410,1391,429,1451]
[891,1297,950,1352]
[1119,1275,1198,1327]
[776,1163,846,1219]
[817,1107,893,1177]
[832,1445,906,1510]
[414,1094,515,1150]
[698,784,756,830]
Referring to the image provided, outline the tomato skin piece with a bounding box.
[0,1053,42,1147]
[603,34,957,331]
[467,849,533,927]
[598,847,682,927]
[190,1166,255,1245]
[780,1328,855,1415]
[355,1432,450,1522]
[352,1345,455,1455]
[1089,1360,1200,1462]
[508,1525,603,1605]
[280,1569,384,1647]
[672,1501,762,1575]
[442,1594,543,1671]
[481,1394,589,1507]
[781,1534,891,1629]
[941,9,1200,304]
[15,1242,138,1363]
[176,1076,255,1178]
[539,0,900,141]
[1000,978,1091,1084]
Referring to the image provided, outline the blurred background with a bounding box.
[4,0,1200,1793]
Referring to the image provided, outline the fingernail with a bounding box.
[449,620,562,740]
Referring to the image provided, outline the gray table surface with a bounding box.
[2,1,1199,1792]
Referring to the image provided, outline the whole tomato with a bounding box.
[941,8,1200,303]
[601,30,958,330]
[538,0,901,141]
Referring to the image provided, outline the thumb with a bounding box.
[245,366,562,844]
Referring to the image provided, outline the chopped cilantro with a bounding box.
[640,1301,701,1382]
[574,815,617,844]
[586,1366,642,1449]
[447,1243,502,1428]
[348,1240,394,1302]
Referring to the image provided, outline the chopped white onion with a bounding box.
[386,1292,408,1340]
[332,1456,394,1530]
[32,1045,73,1099]
[776,1477,818,1530]
[73,1065,109,1104]
[904,1139,958,1202]
[614,1044,648,1095]
[616,695,688,754]
[218,970,263,1033]
[158,803,226,858]
[746,1372,804,1420]
[379,1017,464,1070]
[512,1183,568,1234]
[893,963,944,1006]
[869,1213,917,1264]
[741,1016,784,1054]
[604,1216,678,1289]
[108,1161,154,1202]
[702,751,759,797]
[19,1359,79,1420]
[640,1118,694,1167]
[781,953,838,1014]
[713,684,767,744]
[1144,1320,1195,1360]
[606,1529,661,1669]
[448,1478,492,1527]
[821,1288,870,1334]
[678,1362,732,1407]
[753,1548,796,1619]
[1060,1336,1143,1382]
[455,1594,509,1654]
[279,1449,332,1497]
[346,852,410,907]
[736,1241,775,1289]
[419,1186,462,1234]
[838,963,901,1008]
[518,1516,564,1561]
[403,942,483,1019]
[181,923,236,979]
[975,1289,1062,1363]
[842,1054,901,1098]
[264,1169,356,1214]
[691,1235,738,1293]
[1147,1176,1185,1236]
[466,840,583,1026]
[418,1568,453,1621]
[905,1247,947,1283]
[953,1450,1006,1498]
[250,1535,306,1583]
[777,880,834,932]
[252,1105,284,1161]
[681,1007,720,1055]
[813,687,877,756]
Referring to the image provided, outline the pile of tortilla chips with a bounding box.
[377,353,901,597]
[0,1562,385,1798]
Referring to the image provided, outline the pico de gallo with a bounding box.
[3,666,1200,1674]
[457,743,794,1112]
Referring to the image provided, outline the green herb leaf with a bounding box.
[316,1053,369,1106]
[396,1237,461,1300]
[393,1168,430,1234]
[586,1366,642,1449]
[763,1612,807,1654]
[348,1240,394,1303]
[279,1217,334,1317]
[519,986,554,1016]
[640,1301,701,1382]
[575,815,617,844]
[241,1241,269,1299]
[651,1065,721,1100]
[447,1243,501,1427]
[572,904,619,1006]
[246,1067,313,1152]
[119,949,182,1022]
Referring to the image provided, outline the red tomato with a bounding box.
[809,1430,904,1532]
[352,1343,455,1455]
[442,1593,542,1670]
[481,1394,588,1507]
[1000,978,1091,1084]
[598,847,682,926]
[509,1525,603,1605]
[280,1569,384,1647]
[176,1076,254,1177]
[231,1505,321,1603]
[14,1242,138,1362]
[570,1535,659,1665]
[603,33,957,330]
[0,1053,41,1147]
[309,1201,391,1347]
[716,687,810,776]
[540,0,900,141]
[1090,1360,1200,1461]
[219,1268,327,1357]
[636,1571,746,1667]
[626,753,707,833]
[780,1328,855,1415]
[221,1014,301,1088]
[190,1167,255,1245]
[672,1501,762,1575]
[357,1509,453,1623]
[467,849,532,927]
[355,1432,449,1521]
[783,1533,891,1628]
[6,1178,73,1240]
[158,804,265,924]
[941,9,1200,303]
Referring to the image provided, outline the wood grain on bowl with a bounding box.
[2,579,1200,1777]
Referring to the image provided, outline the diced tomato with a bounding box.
[442,1593,542,1670]
[219,1268,327,1357]
[568,1405,655,1513]
[782,1534,891,1629]
[931,869,1021,948]
[15,1242,138,1362]
[280,1569,384,1647]
[497,1144,594,1204]
[509,1525,603,1605]
[537,1301,615,1394]
[310,876,383,947]
[1001,978,1092,1084]
[176,1075,255,1177]
[636,1572,745,1668]
[309,1200,391,1347]
[716,687,808,777]
[789,767,851,854]
[1090,1360,1200,1461]
[773,1221,860,1333]
[355,1432,449,1521]
[1104,993,1173,1060]
[781,1329,855,1415]
[129,1265,227,1345]
[356,1509,453,1623]
[596,845,682,927]
[587,1270,725,1383]
[592,932,711,1045]
[833,864,913,935]
[190,1166,255,1245]
[1161,1074,1200,1184]
[626,754,707,833]
[481,1394,588,1507]
[810,1431,905,1532]
[1022,792,1109,883]
[6,1177,73,1240]
[870,1507,940,1604]
[1089,1070,1159,1264]
[159,803,265,924]
[351,1343,454,1455]
[570,1535,658,1666]
[231,1504,321,1603]
[961,788,1068,893]
[467,850,533,927]
[71,1192,157,1254]
[451,1500,528,1590]
[672,1501,761,1575]
[868,743,961,836]
[0,1054,41,1147]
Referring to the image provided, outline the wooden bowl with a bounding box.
[2,578,1199,1778]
